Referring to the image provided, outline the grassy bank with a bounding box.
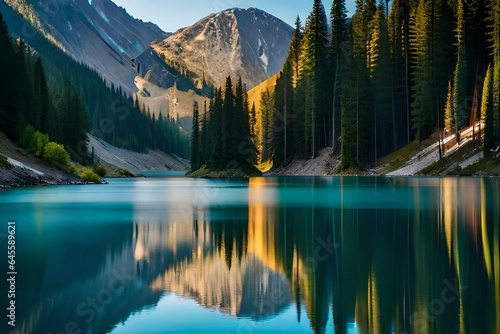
[187,165,262,178]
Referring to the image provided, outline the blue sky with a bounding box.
[111,0,356,32]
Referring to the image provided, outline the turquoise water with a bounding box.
[0,176,498,334]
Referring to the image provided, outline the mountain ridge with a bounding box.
[152,7,293,89]
[2,0,168,91]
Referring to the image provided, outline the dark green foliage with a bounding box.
[260,89,274,162]
[190,102,201,171]
[296,0,330,158]
[340,61,359,169]
[195,76,257,173]
[489,0,500,145]
[19,124,36,149]
[79,167,101,182]
[0,12,29,140]
[20,125,48,157]
[115,169,136,177]
[482,64,495,154]
[18,124,71,171]
[264,0,499,170]
[43,142,70,170]
[410,0,435,143]
[273,69,294,166]
[93,165,107,178]
[199,101,210,165]
[371,5,394,157]
[0,9,189,161]
[454,44,469,129]
[0,155,12,169]
[55,82,89,162]
[330,0,349,152]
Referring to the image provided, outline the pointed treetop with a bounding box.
[295,15,302,31]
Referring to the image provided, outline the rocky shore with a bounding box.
[0,165,85,189]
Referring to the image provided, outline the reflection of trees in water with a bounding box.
[15,177,500,334]
[241,177,499,334]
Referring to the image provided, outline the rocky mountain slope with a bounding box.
[1,0,168,91]
[152,8,293,89]
[88,135,189,173]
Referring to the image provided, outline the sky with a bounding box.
[110,0,357,33]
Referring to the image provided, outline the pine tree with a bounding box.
[340,48,361,169]
[234,77,256,164]
[345,0,373,164]
[489,0,500,144]
[32,57,52,134]
[454,0,469,131]
[299,0,329,157]
[56,82,89,161]
[290,16,303,88]
[209,88,224,168]
[200,101,209,164]
[260,89,274,162]
[388,0,414,146]
[249,102,257,141]
[410,0,435,143]
[482,64,495,153]
[222,76,236,163]
[190,101,201,171]
[330,0,349,151]
[0,11,21,139]
[444,80,457,135]
[370,3,394,157]
[454,43,469,131]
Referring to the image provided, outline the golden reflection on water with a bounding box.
[11,177,500,334]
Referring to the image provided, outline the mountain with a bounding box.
[152,8,294,89]
[1,0,168,91]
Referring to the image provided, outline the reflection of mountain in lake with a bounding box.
[152,253,291,320]
[8,177,499,334]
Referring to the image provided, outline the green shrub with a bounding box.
[0,155,12,169]
[20,125,36,148]
[93,165,107,177]
[68,164,78,176]
[80,167,101,182]
[115,168,135,177]
[20,125,49,157]
[43,142,70,170]
[33,131,49,157]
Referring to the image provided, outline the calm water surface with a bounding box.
[0,176,498,334]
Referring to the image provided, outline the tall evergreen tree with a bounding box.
[190,101,201,170]
[410,0,435,143]
[370,3,394,157]
[222,76,236,163]
[489,0,500,144]
[330,0,349,151]
[299,0,329,157]
[260,88,274,162]
[32,57,53,134]
[454,0,469,131]
[388,0,413,146]
[454,43,469,131]
[290,16,303,88]
[482,64,495,153]
[56,82,89,161]
[444,79,457,135]
[0,11,21,139]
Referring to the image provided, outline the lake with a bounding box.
[0,176,498,334]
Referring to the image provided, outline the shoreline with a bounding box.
[0,165,103,189]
